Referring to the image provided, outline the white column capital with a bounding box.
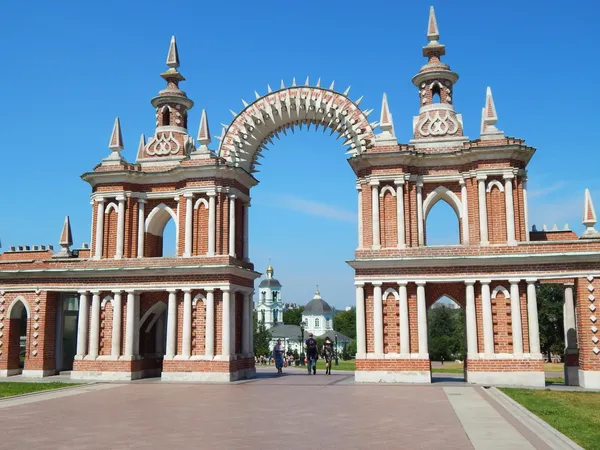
[229,194,237,200]
[354,281,365,287]
[508,279,521,285]
[116,195,126,202]
[371,281,383,287]
[183,192,194,199]
[95,197,106,203]
[564,282,575,287]
[526,278,538,284]
[393,178,405,186]
[77,289,90,294]
[137,198,147,204]
[90,290,101,295]
[458,178,466,186]
[369,180,380,186]
[207,190,217,197]
[221,287,231,293]
[479,279,492,285]
[476,174,488,181]
[397,281,408,286]
[112,289,123,294]
[356,184,363,191]
[167,288,178,293]
[416,179,424,188]
[502,173,515,180]
[204,287,215,293]
[182,288,192,293]
[125,289,137,294]
[415,281,427,287]
[464,280,476,286]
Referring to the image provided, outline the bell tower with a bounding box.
[411,6,466,147]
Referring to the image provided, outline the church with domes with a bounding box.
[302,288,333,336]
[254,264,284,329]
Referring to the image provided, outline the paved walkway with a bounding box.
[0,369,575,449]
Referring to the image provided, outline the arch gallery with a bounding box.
[1,7,600,387]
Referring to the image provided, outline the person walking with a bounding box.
[305,333,318,375]
[273,339,285,374]
[322,336,334,375]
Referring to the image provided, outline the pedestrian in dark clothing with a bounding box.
[322,337,335,375]
[305,333,318,375]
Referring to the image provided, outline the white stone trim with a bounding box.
[145,203,178,234]
[382,287,399,301]
[491,285,510,299]
[104,202,118,214]
[70,370,143,381]
[193,197,209,210]
[0,369,23,377]
[161,370,250,382]
[140,301,166,331]
[486,180,504,193]
[100,295,113,308]
[355,370,432,384]
[192,293,206,306]
[21,369,56,378]
[379,185,396,197]
[466,371,544,387]
[578,370,600,389]
[7,295,31,319]
[422,186,463,219]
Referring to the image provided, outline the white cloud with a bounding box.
[264,194,356,223]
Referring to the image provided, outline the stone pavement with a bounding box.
[0,369,575,449]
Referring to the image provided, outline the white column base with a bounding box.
[355,370,432,384]
[466,371,545,387]
[70,370,143,381]
[578,370,600,389]
[22,369,57,378]
[564,365,579,386]
[0,369,23,377]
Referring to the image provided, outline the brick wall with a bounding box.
[577,277,600,371]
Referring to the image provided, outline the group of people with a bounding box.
[272,332,335,375]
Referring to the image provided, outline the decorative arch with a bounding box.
[491,285,510,299]
[101,295,113,308]
[194,198,209,210]
[218,83,377,172]
[423,186,463,220]
[192,293,206,306]
[139,301,167,332]
[145,203,178,235]
[486,180,504,193]
[379,186,396,198]
[383,288,399,301]
[104,202,119,214]
[7,296,31,319]
[161,105,171,126]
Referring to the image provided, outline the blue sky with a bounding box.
[1,1,597,308]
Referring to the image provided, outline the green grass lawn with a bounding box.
[545,377,565,385]
[314,360,356,371]
[0,382,79,399]
[500,388,600,449]
[432,367,464,374]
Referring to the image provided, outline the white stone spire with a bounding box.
[103,117,125,164]
[427,6,439,41]
[53,216,73,258]
[197,109,211,148]
[480,87,504,139]
[375,93,397,145]
[166,36,180,69]
[582,189,600,238]
[136,134,146,161]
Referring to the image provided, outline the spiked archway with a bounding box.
[218,81,378,173]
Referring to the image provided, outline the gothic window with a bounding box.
[261,310,265,323]
[315,318,320,328]
[273,291,278,301]
[161,106,170,126]
[274,310,278,323]
[261,291,266,301]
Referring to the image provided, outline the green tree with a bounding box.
[253,312,271,357]
[346,339,357,357]
[283,307,304,325]
[428,305,465,361]
[333,308,356,339]
[537,284,564,361]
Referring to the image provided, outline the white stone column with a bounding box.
[182,289,192,357]
[88,292,101,358]
[243,202,249,260]
[205,289,215,357]
[477,175,489,245]
[398,281,409,355]
[526,279,541,355]
[504,175,516,244]
[417,180,424,246]
[115,196,126,259]
[373,282,383,355]
[76,291,89,358]
[242,292,251,354]
[137,199,145,258]
[230,291,236,355]
[221,288,231,357]
[249,292,254,356]
[184,194,193,257]
[228,195,236,257]
[416,281,428,354]
[175,196,181,255]
[111,291,122,357]
[465,281,477,356]
[133,293,140,357]
[481,280,494,355]
[94,198,105,259]
[522,176,530,242]
[564,283,577,351]
[460,179,469,244]
[357,185,363,249]
[125,291,136,357]
[395,180,406,248]
[370,182,380,249]
[509,279,523,355]
[355,282,366,356]
[207,192,216,256]
[166,289,178,358]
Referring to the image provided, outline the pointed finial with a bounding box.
[267,84,272,93]
[480,87,503,138]
[292,77,297,87]
[329,80,335,90]
[241,98,249,107]
[197,109,211,148]
[280,80,285,89]
[343,86,351,96]
[427,6,439,41]
[136,134,146,160]
[166,36,180,69]
[53,216,73,258]
[108,117,123,151]
[582,189,600,238]
[316,77,321,88]
[380,93,395,136]
[305,76,310,86]
[313,285,321,299]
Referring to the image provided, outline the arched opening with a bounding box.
[138,301,167,378]
[145,203,177,257]
[428,295,465,380]
[7,298,30,373]
[431,84,441,103]
[425,199,460,245]
[161,106,170,126]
